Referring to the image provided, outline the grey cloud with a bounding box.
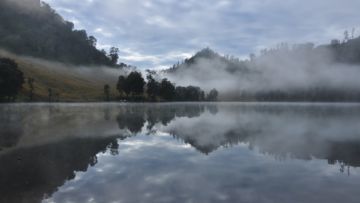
[43,0,360,68]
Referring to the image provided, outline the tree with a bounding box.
[331,39,340,46]
[159,78,176,101]
[104,84,110,101]
[185,86,203,101]
[0,58,24,101]
[146,73,159,100]
[125,71,145,96]
[175,85,206,101]
[200,90,205,101]
[27,77,35,101]
[344,30,349,43]
[88,36,97,47]
[116,75,126,96]
[55,92,60,102]
[109,47,119,65]
[175,86,187,101]
[207,89,219,101]
[48,88,53,102]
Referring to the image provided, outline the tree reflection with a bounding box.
[116,107,146,134]
[140,104,360,170]
[112,103,360,170]
[116,104,209,133]
[2,103,360,203]
[0,137,119,203]
[0,106,24,151]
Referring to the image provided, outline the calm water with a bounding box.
[1,103,360,203]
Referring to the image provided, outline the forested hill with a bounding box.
[321,37,360,64]
[166,48,250,74]
[164,36,360,102]
[0,0,117,66]
[167,37,360,75]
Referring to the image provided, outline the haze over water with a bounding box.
[1,103,360,203]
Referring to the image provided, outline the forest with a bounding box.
[0,0,121,66]
[114,71,218,102]
[165,36,360,102]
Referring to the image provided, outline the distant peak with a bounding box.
[194,48,218,58]
[178,48,221,66]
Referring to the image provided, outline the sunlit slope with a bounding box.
[0,50,120,102]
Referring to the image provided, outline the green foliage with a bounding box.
[104,84,110,101]
[117,72,145,97]
[167,48,249,74]
[117,75,127,96]
[326,37,360,64]
[126,72,145,95]
[0,58,24,101]
[146,74,160,100]
[109,47,119,66]
[27,77,35,101]
[207,89,219,101]
[0,1,114,66]
[175,86,205,101]
[48,88,52,102]
[117,71,210,102]
[159,79,176,101]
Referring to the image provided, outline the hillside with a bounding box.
[166,48,250,74]
[167,37,360,77]
[0,0,114,66]
[164,39,360,101]
[0,50,121,102]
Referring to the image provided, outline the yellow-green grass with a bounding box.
[0,50,119,102]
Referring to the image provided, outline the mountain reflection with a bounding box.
[160,104,360,167]
[113,104,360,168]
[1,103,360,202]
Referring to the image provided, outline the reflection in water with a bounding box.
[1,103,360,203]
[0,137,119,203]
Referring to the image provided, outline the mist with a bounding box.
[0,49,127,86]
[164,44,360,100]
[161,103,360,157]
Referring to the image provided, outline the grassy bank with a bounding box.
[0,50,120,102]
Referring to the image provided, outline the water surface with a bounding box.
[1,103,360,203]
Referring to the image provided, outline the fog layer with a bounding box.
[165,45,360,100]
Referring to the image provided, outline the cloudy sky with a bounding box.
[43,0,360,69]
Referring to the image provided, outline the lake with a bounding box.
[1,102,360,203]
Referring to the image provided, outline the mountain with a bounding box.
[166,48,250,74]
[164,39,360,101]
[0,0,114,66]
[167,37,360,76]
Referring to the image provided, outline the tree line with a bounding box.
[0,57,218,102]
[111,71,218,102]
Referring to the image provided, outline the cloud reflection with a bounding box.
[1,103,360,202]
